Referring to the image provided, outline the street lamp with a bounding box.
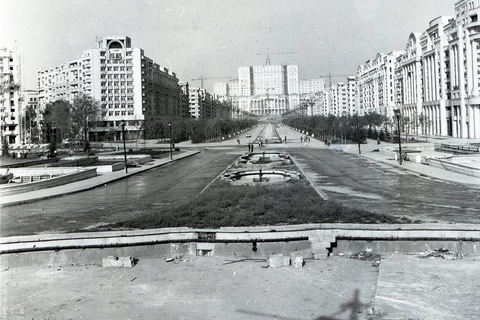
[394,109,403,165]
[121,120,128,173]
[168,123,172,160]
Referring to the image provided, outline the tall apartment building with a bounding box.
[214,64,300,116]
[442,1,480,138]
[318,77,356,117]
[37,36,184,140]
[0,48,22,149]
[356,52,402,118]
[184,87,213,119]
[21,89,39,143]
[299,78,325,95]
[394,2,480,139]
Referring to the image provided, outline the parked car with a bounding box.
[246,134,251,138]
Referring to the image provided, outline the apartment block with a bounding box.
[0,48,22,149]
[37,36,184,141]
[357,52,402,118]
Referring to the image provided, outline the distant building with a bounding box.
[214,64,300,116]
[0,48,22,149]
[357,52,402,118]
[37,36,184,141]
[185,87,213,119]
[299,78,325,95]
[21,89,39,143]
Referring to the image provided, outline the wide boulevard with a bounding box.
[1,125,479,237]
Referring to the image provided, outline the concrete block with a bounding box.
[268,254,284,268]
[282,255,291,267]
[102,256,135,268]
[291,252,304,268]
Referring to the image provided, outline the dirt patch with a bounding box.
[2,256,378,319]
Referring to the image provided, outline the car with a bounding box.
[245,134,251,138]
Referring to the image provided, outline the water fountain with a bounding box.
[222,151,301,186]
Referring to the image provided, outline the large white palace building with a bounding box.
[214,64,301,116]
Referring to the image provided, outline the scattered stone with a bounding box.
[291,252,304,269]
[417,249,464,260]
[165,258,174,262]
[268,254,289,268]
[102,256,135,268]
[348,251,381,261]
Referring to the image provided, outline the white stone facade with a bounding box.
[214,64,301,116]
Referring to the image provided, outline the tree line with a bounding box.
[24,93,257,148]
[282,112,398,143]
[147,117,258,144]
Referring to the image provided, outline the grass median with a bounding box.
[101,180,413,231]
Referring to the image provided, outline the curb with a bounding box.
[0,151,201,207]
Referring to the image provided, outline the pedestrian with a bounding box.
[300,137,303,143]
[237,139,240,144]
[285,136,287,142]
[248,143,251,152]
[251,143,254,152]
[305,142,308,147]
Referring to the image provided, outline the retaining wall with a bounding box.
[427,158,480,177]
[1,224,479,268]
[0,168,98,196]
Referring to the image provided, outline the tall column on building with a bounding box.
[415,58,422,134]
[473,40,479,95]
[458,24,468,137]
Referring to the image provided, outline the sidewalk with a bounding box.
[0,150,200,207]
[276,125,480,186]
[341,137,480,185]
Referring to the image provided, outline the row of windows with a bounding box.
[108,111,134,116]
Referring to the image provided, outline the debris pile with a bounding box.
[347,251,381,261]
[416,248,464,260]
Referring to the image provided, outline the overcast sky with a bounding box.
[1,0,455,91]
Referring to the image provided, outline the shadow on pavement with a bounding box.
[237,289,367,320]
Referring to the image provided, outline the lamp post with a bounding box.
[121,120,128,173]
[394,109,403,165]
[355,115,361,154]
[168,123,172,160]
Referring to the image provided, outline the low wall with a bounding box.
[50,156,99,167]
[94,162,124,173]
[0,167,97,196]
[0,158,58,168]
[427,157,480,178]
[98,154,152,165]
[380,148,422,163]
[1,224,479,268]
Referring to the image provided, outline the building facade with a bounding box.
[0,48,22,149]
[357,52,402,118]
[37,36,184,141]
[214,64,300,116]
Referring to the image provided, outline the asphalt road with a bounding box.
[2,141,479,237]
[0,148,241,237]
[289,147,480,223]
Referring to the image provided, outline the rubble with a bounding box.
[416,248,464,260]
[102,256,136,268]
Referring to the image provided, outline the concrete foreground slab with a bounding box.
[375,253,480,320]
[2,256,378,320]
